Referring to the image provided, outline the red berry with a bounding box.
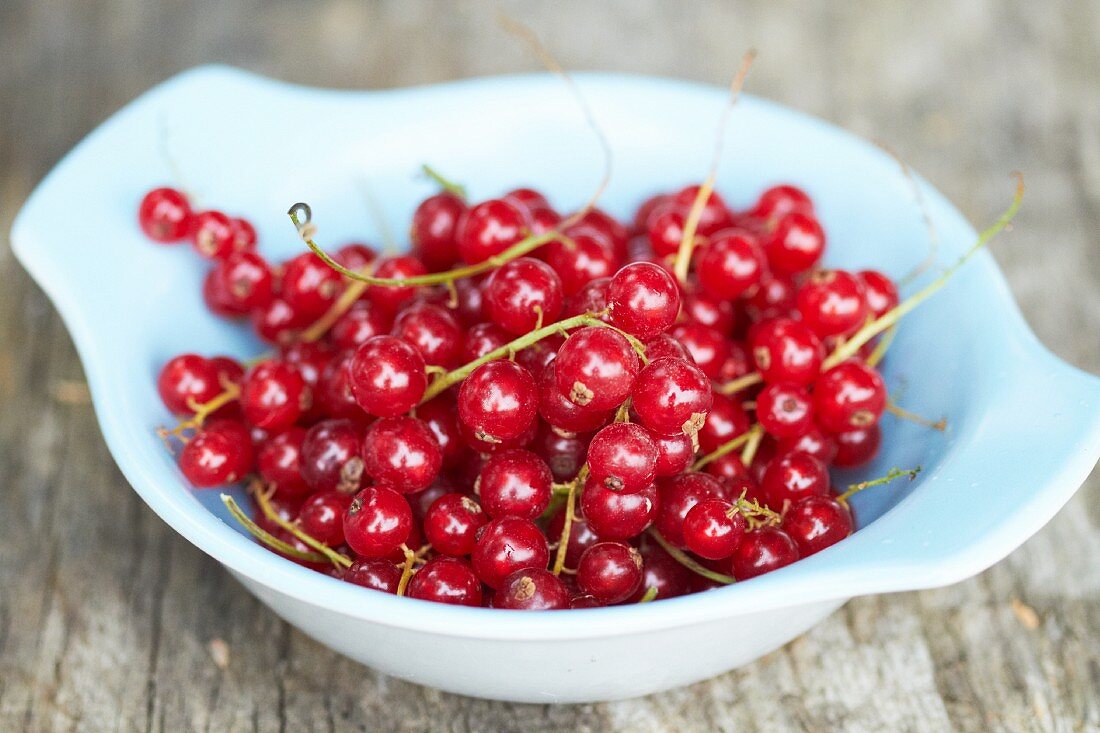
[749,318,825,386]
[698,392,750,453]
[483,257,564,335]
[411,192,466,271]
[764,211,825,275]
[457,360,538,442]
[755,383,815,439]
[407,556,483,606]
[730,526,800,580]
[300,419,364,493]
[343,559,401,593]
[392,302,464,368]
[775,425,838,465]
[343,485,412,558]
[503,187,550,213]
[796,270,869,338]
[477,448,552,520]
[652,431,694,477]
[580,480,659,540]
[348,335,427,418]
[251,297,309,345]
[211,251,275,314]
[229,217,257,251]
[859,270,899,320]
[281,252,341,319]
[576,542,643,604]
[334,243,377,272]
[298,491,353,546]
[457,199,528,264]
[546,511,600,569]
[493,568,570,610]
[554,327,640,410]
[681,288,737,334]
[644,333,693,363]
[361,416,442,493]
[813,360,887,434]
[138,187,192,242]
[538,362,615,433]
[531,423,590,482]
[178,419,254,488]
[471,516,549,590]
[748,184,813,222]
[760,451,830,509]
[563,277,611,319]
[543,231,618,296]
[668,322,731,380]
[157,354,222,415]
[570,209,629,260]
[257,427,310,498]
[631,357,712,438]
[630,538,692,601]
[368,256,427,315]
[782,496,853,556]
[330,301,391,350]
[586,422,658,494]
[745,275,797,322]
[607,262,681,340]
[683,498,747,560]
[646,205,686,257]
[654,472,724,548]
[696,230,766,299]
[673,185,734,236]
[240,361,308,431]
[832,425,881,467]
[424,493,487,556]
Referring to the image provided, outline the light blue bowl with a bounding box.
[11,66,1100,702]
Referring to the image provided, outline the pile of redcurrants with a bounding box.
[142,176,913,610]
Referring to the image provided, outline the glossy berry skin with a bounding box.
[458,360,538,442]
[563,277,610,320]
[630,357,713,438]
[760,451,830,509]
[653,431,694,477]
[538,363,615,433]
[782,496,853,556]
[645,206,685,257]
[775,426,838,465]
[748,184,813,222]
[745,275,798,323]
[755,383,815,439]
[300,419,364,493]
[730,526,800,580]
[703,451,752,484]
[240,361,308,431]
[298,491,353,546]
[416,394,464,468]
[178,420,254,488]
[669,323,731,380]
[576,542,643,604]
[462,322,510,362]
[543,231,618,296]
[348,335,427,418]
[580,481,660,540]
[407,557,483,607]
[654,472,725,548]
[257,427,310,497]
[334,242,377,272]
[190,210,235,260]
[630,539,692,601]
[281,252,342,319]
[477,449,552,519]
[209,251,274,314]
[138,187,192,242]
[343,559,401,593]
[681,289,737,334]
[157,354,222,415]
[673,185,734,236]
[471,516,549,590]
[813,360,888,434]
[832,425,882,467]
[424,493,487,556]
[391,302,464,368]
[682,498,747,560]
[796,270,869,338]
[342,485,413,558]
[749,318,825,386]
[483,257,564,335]
[697,393,750,454]
[457,199,528,264]
[554,327,640,410]
[368,256,428,315]
[531,423,590,482]
[763,211,825,275]
[607,262,681,340]
[330,301,391,350]
[503,187,550,213]
[547,512,600,569]
[858,270,899,320]
[314,353,364,420]
[251,297,309,345]
[410,192,466,271]
[696,231,766,300]
[644,333,692,363]
[361,417,442,493]
[493,568,570,610]
[586,422,658,494]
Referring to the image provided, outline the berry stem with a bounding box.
[647,529,735,585]
[731,493,782,529]
[718,372,762,396]
[691,429,754,470]
[739,424,765,467]
[552,465,588,575]
[288,202,563,288]
[252,482,352,568]
[157,382,241,442]
[220,494,329,563]
[836,466,922,506]
[822,174,1024,370]
[886,401,947,431]
[420,313,644,402]
[420,163,467,200]
[299,264,375,343]
[396,544,416,596]
[637,587,659,603]
[866,326,897,367]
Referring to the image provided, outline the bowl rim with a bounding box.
[11,65,1100,641]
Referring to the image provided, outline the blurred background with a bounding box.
[1,1,1097,731]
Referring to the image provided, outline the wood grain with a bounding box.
[1,1,1097,731]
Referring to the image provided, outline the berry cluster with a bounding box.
[143,169,1019,610]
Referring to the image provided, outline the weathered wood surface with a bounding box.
[1,1,1098,731]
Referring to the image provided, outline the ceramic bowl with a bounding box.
[12,66,1100,703]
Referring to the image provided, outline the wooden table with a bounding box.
[2,2,1097,730]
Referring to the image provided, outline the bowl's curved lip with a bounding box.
[12,65,1100,641]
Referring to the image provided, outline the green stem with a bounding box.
[836,466,921,506]
[823,175,1024,370]
[288,203,561,288]
[254,485,351,568]
[637,587,659,603]
[648,529,735,585]
[717,371,763,396]
[692,429,754,471]
[739,424,765,467]
[552,466,589,575]
[220,494,328,563]
[421,164,467,200]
